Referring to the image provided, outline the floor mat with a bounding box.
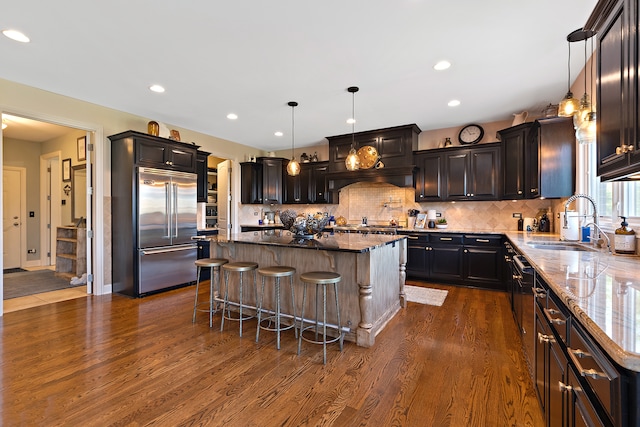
[405,285,448,306]
[3,268,27,274]
[3,270,75,300]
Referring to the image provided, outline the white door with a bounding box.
[3,168,23,269]
[217,160,232,238]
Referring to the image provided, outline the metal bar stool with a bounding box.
[220,261,259,337]
[255,266,297,350]
[297,271,343,364]
[193,258,228,327]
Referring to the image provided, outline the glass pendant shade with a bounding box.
[287,158,300,176]
[286,101,299,176]
[345,147,360,171]
[576,112,597,144]
[573,93,591,128]
[559,91,580,117]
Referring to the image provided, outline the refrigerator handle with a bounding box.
[164,182,171,238]
[173,183,178,237]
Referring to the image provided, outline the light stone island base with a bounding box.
[209,238,407,347]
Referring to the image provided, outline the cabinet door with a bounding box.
[310,162,331,203]
[262,158,283,204]
[463,246,503,289]
[196,152,209,203]
[240,162,263,204]
[501,128,526,199]
[169,146,197,172]
[469,146,500,200]
[445,151,469,200]
[430,244,463,281]
[284,164,310,204]
[406,239,430,279]
[136,139,169,167]
[568,368,606,427]
[597,1,630,177]
[415,152,444,202]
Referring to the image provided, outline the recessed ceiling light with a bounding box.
[448,99,461,107]
[227,113,238,120]
[274,131,283,137]
[346,118,356,124]
[2,29,30,43]
[433,60,451,71]
[149,84,165,93]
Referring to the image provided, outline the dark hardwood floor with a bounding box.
[0,280,543,426]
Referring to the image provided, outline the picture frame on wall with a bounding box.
[77,136,86,161]
[62,158,72,182]
[414,213,426,229]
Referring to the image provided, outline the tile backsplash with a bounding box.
[238,182,560,232]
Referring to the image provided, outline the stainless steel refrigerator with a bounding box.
[136,167,198,294]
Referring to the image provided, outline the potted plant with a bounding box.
[436,218,448,229]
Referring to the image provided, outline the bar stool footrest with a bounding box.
[258,316,296,333]
[299,325,342,345]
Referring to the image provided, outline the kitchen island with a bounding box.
[208,230,407,347]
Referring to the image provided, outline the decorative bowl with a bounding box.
[435,224,448,229]
[280,210,329,238]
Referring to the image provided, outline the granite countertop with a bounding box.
[211,229,406,253]
[505,231,640,372]
[398,227,504,234]
[239,224,284,228]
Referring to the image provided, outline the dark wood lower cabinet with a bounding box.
[402,232,502,290]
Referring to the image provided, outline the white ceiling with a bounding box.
[0,1,598,149]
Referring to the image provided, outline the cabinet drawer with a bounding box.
[429,233,463,244]
[569,322,621,426]
[544,292,569,345]
[463,234,502,246]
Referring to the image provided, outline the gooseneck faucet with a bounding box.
[564,193,611,252]
[564,193,598,228]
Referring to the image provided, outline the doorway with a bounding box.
[2,113,92,309]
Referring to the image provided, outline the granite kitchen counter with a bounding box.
[506,231,640,371]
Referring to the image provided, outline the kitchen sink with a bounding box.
[525,241,598,252]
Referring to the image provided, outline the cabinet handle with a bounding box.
[558,381,572,393]
[537,332,555,344]
[513,274,522,280]
[476,238,490,243]
[530,188,538,193]
[568,347,609,380]
[517,190,523,194]
[543,307,566,325]
[533,288,547,298]
[439,237,453,241]
[463,249,468,253]
[425,247,432,251]
[405,236,419,240]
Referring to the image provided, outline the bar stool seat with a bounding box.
[220,261,259,337]
[255,266,297,350]
[193,258,228,327]
[297,271,343,364]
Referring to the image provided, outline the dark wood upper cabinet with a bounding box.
[444,144,501,201]
[240,161,263,204]
[498,117,575,199]
[196,151,210,203]
[326,124,420,173]
[414,151,445,202]
[587,0,640,179]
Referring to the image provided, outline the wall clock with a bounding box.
[458,124,484,145]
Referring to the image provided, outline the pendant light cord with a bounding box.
[291,104,295,158]
[567,40,572,92]
[351,89,356,146]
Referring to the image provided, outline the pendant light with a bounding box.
[574,35,591,129]
[286,101,300,176]
[577,33,597,144]
[345,86,360,171]
[558,37,580,117]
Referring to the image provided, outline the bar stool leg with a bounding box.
[334,281,343,351]
[289,275,298,339]
[297,282,307,356]
[255,275,266,343]
[322,283,327,364]
[220,270,230,332]
[238,270,244,337]
[192,266,202,323]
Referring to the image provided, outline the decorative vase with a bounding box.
[147,121,159,136]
